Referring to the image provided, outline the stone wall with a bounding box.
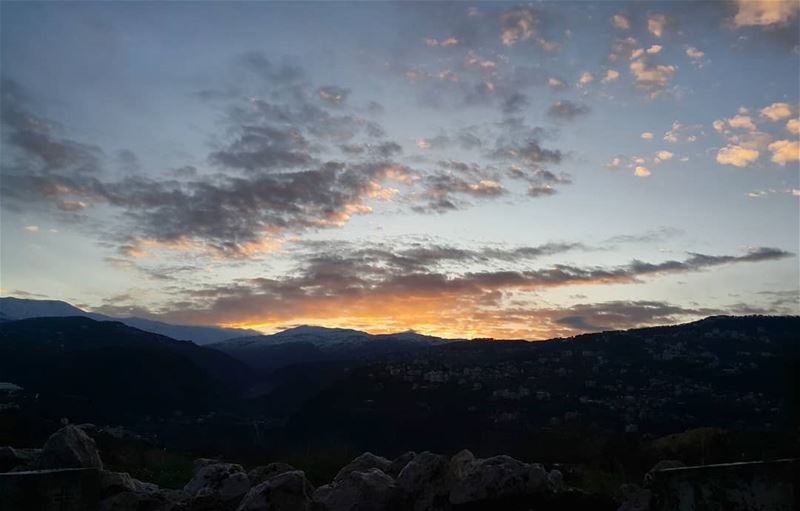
[650,459,798,511]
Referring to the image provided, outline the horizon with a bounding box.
[1,294,796,342]
[1,1,799,340]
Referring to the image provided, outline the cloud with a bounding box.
[605,157,623,170]
[663,121,701,143]
[3,70,435,257]
[139,243,792,338]
[716,145,760,167]
[528,185,557,197]
[58,200,88,211]
[502,92,529,114]
[209,126,313,172]
[609,36,638,63]
[425,37,460,47]
[747,188,800,199]
[553,300,717,332]
[602,69,620,83]
[634,166,651,177]
[577,71,594,87]
[611,14,631,30]
[629,54,676,98]
[767,139,800,165]
[1,78,102,174]
[655,150,674,162]
[641,132,654,140]
[24,224,39,232]
[685,46,707,68]
[732,0,799,27]
[787,118,800,135]
[760,102,794,121]
[317,86,351,106]
[647,14,669,37]
[686,46,705,59]
[547,77,567,90]
[726,114,757,131]
[547,100,591,121]
[500,6,538,47]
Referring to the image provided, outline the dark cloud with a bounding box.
[553,300,718,332]
[501,92,529,114]
[547,100,591,121]
[605,227,684,245]
[141,243,792,328]
[1,78,102,174]
[2,53,563,258]
[209,125,313,172]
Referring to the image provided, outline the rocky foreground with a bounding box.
[0,425,665,511]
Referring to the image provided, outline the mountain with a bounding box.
[0,297,259,344]
[284,315,800,455]
[210,325,455,370]
[0,316,254,419]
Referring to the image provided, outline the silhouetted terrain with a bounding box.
[0,317,252,419]
[0,314,798,482]
[0,297,259,344]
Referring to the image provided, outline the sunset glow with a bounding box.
[1,1,798,339]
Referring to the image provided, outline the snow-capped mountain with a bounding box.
[210,325,456,370]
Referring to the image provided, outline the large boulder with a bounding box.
[0,446,41,472]
[99,470,159,498]
[247,462,296,486]
[314,467,400,511]
[333,452,392,482]
[387,451,416,478]
[38,425,103,470]
[184,461,251,510]
[447,449,475,483]
[396,451,449,511]
[527,463,548,493]
[449,455,532,505]
[547,469,564,492]
[237,470,314,511]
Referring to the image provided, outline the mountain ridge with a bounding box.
[0,296,260,345]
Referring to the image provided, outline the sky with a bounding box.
[1,0,798,339]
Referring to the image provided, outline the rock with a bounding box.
[237,470,314,511]
[184,462,251,510]
[99,470,159,497]
[527,463,548,492]
[314,467,400,511]
[547,469,564,491]
[447,449,475,483]
[193,457,222,472]
[449,455,531,505]
[644,460,685,487]
[333,452,392,482]
[396,451,449,511]
[98,487,188,511]
[616,483,652,511]
[0,446,41,472]
[387,451,416,478]
[247,462,296,486]
[38,425,103,470]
